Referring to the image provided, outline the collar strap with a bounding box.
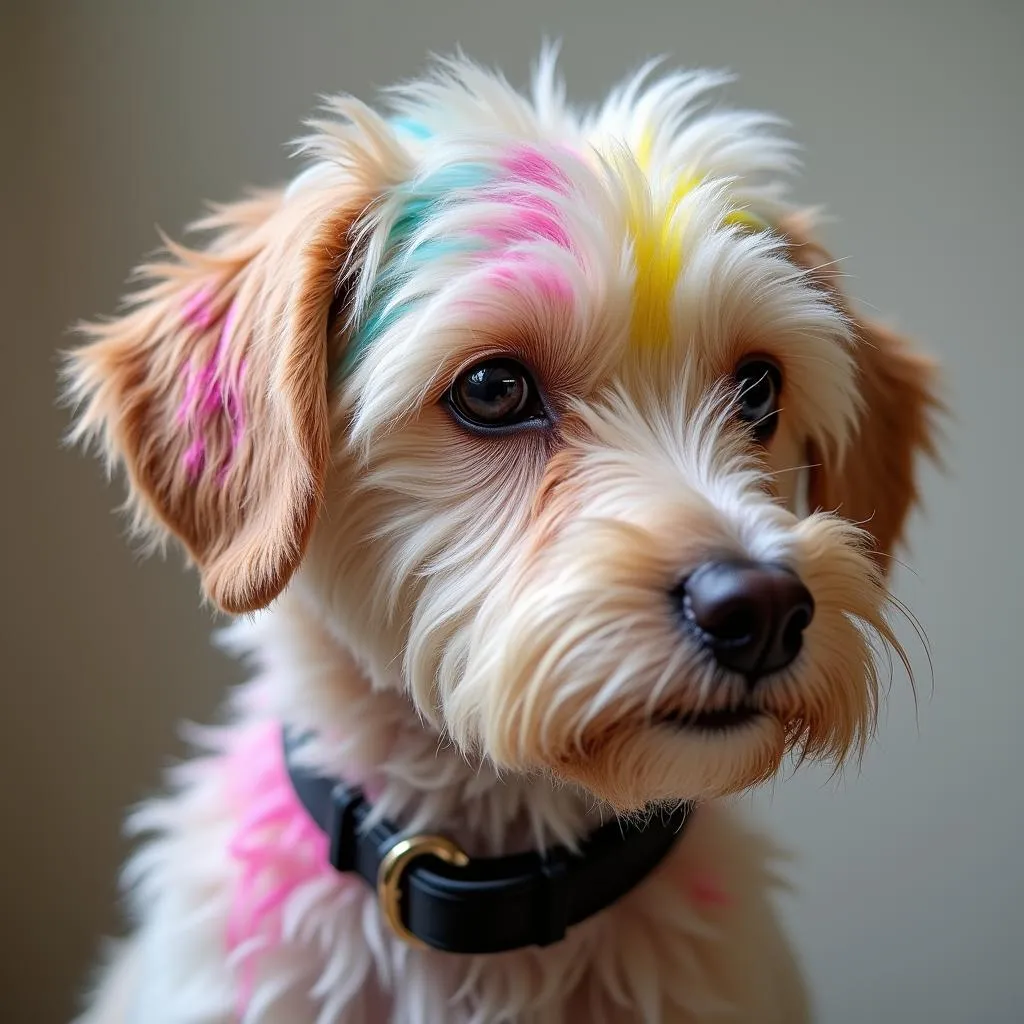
[283,728,693,955]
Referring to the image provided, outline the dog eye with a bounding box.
[734,358,782,441]
[446,359,547,430]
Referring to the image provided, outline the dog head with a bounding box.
[67,55,939,811]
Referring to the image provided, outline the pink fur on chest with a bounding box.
[223,721,356,1012]
[212,712,738,1021]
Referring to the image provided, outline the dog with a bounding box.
[65,49,940,1023]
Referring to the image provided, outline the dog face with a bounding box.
[68,56,938,811]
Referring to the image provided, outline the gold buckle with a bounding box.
[376,833,469,947]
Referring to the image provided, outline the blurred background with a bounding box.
[2,1,1021,1021]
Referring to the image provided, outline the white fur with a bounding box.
[71,50,917,1023]
[79,601,810,1024]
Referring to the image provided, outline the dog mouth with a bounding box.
[655,704,764,733]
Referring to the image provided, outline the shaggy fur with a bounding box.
[66,49,940,1023]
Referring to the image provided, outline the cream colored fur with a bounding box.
[66,50,939,1023]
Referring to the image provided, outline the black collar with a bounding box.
[283,727,693,954]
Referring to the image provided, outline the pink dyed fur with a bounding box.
[224,721,348,1016]
[217,718,730,1016]
[176,294,247,482]
[475,146,575,252]
[487,260,576,306]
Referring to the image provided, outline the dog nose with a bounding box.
[677,559,814,679]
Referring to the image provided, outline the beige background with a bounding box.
[2,2,1022,1021]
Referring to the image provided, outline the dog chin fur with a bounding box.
[67,48,939,1023]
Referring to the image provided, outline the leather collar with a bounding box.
[283,727,693,954]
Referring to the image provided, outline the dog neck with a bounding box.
[219,591,603,858]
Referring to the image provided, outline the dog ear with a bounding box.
[778,211,941,570]
[66,181,374,614]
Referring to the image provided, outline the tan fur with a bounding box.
[779,212,942,566]
[65,186,372,613]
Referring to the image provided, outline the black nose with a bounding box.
[677,559,815,680]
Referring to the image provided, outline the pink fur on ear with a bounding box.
[66,188,371,613]
[779,212,942,567]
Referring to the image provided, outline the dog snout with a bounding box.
[675,559,815,682]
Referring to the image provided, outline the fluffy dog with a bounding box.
[66,50,939,1023]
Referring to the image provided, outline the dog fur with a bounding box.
[65,50,939,1023]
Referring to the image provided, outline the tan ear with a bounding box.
[66,183,371,613]
[779,211,942,568]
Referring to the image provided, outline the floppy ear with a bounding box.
[779,211,941,569]
[65,180,374,614]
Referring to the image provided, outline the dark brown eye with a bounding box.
[734,358,782,440]
[447,359,547,431]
